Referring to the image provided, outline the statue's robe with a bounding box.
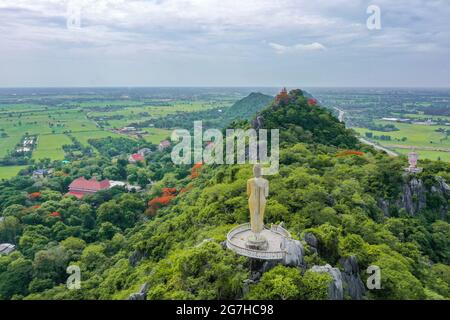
[247,177,269,234]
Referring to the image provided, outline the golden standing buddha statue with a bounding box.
[246,164,269,250]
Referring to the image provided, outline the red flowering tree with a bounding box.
[190,162,204,179]
[336,150,365,157]
[148,195,176,207]
[49,211,61,218]
[162,188,177,196]
[147,194,176,216]
[307,98,318,106]
[29,192,41,199]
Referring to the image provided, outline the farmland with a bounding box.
[32,134,72,160]
[309,88,450,162]
[1,87,449,180]
[353,120,450,161]
[0,165,27,179]
[0,87,266,176]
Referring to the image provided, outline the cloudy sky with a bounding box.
[0,0,449,87]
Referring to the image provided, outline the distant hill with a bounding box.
[145,92,274,131]
[224,92,273,124]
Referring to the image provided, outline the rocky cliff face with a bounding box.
[282,238,305,267]
[432,177,450,219]
[310,264,344,300]
[308,256,366,300]
[304,232,365,300]
[379,175,449,217]
[128,283,149,300]
[399,176,427,216]
[340,256,366,300]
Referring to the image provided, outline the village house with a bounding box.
[16,136,36,153]
[0,243,16,255]
[158,140,171,151]
[137,148,152,156]
[119,126,137,133]
[412,119,437,126]
[32,169,48,179]
[128,153,145,164]
[16,147,31,153]
[66,177,110,199]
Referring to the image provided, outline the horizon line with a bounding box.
[0,85,450,89]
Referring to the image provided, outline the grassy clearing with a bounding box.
[142,128,171,144]
[0,165,27,179]
[0,135,21,158]
[33,134,72,160]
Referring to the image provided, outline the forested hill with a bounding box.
[253,88,358,148]
[224,92,273,123]
[143,92,273,130]
[0,89,449,300]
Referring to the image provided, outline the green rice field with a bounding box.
[0,165,28,179]
[32,134,72,160]
[354,120,450,161]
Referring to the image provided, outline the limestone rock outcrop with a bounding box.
[378,176,449,218]
[128,283,149,300]
[129,249,147,267]
[310,264,344,300]
[340,256,365,300]
[400,176,426,215]
[282,238,304,267]
[303,232,318,254]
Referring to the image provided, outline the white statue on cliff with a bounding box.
[406,150,422,173]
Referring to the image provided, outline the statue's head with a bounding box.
[253,164,262,178]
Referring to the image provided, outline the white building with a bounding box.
[109,181,142,192]
[137,148,152,156]
[0,243,16,255]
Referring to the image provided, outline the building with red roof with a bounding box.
[66,177,110,199]
[129,153,145,163]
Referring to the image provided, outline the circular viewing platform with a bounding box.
[226,223,291,260]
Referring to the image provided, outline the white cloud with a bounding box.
[269,42,326,54]
[0,0,449,86]
[0,0,448,54]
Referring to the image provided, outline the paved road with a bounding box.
[334,107,398,157]
[358,137,399,156]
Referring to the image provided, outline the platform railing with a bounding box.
[226,223,291,260]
